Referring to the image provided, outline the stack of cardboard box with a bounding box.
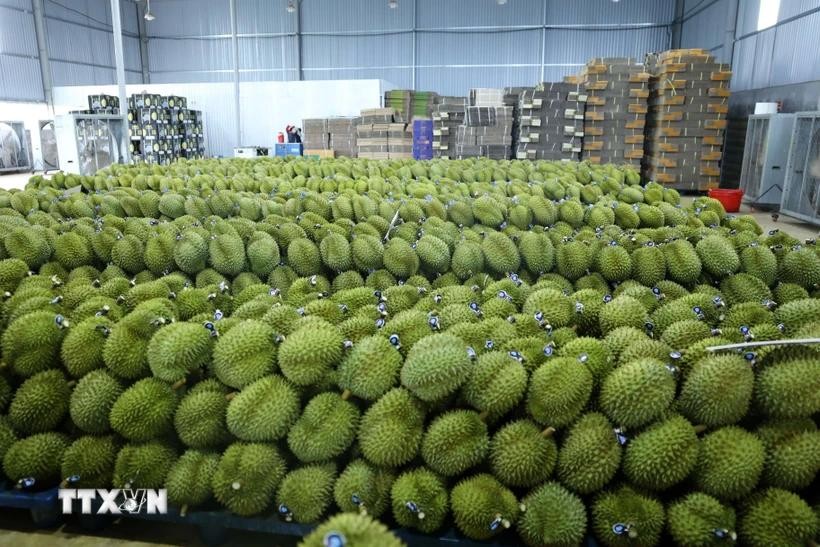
[432,97,467,159]
[328,117,359,158]
[516,82,585,161]
[455,106,514,160]
[581,58,650,167]
[643,49,731,191]
[302,118,330,152]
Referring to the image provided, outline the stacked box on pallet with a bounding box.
[412,92,438,119]
[385,90,412,122]
[121,93,204,164]
[413,119,434,160]
[581,58,649,167]
[432,97,467,159]
[302,118,330,150]
[455,106,513,160]
[328,117,359,158]
[515,82,585,161]
[358,109,397,160]
[388,123,413,159]
[643,49,731,191]
[504,87,531,154]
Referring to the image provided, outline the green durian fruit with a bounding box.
[174,385,232,449]
[358,388,426,467]
[165,450,219,516]
[720,273,773,305]
[623,414,700,491]
[60,316,114,378]
[8,369,70,434]
[337,334,402,401]
[451,474,520,540]
[555,240,593,281]
[630,245,666,286]
[0,258,28,292]
[490,419,557,488]
[383,238,419,279]
[659,319,711,349]
[334,459,395,518]
[664,239,702,285]
[212,319,278,389]
[60,435,118,488]
[451,240,484,279]
[298,512,405,547]
[109,378,180,442]
[740,244,778,286]
[54,232,93,269]
[415,234,451,274]
[1,310,67,377]
[421,410,488,477]
[391,468,448,533]
[147,321,213,383]
[461,350,527,420]
[739,488,817,547]
[212,442,287,516]
[667,493,737,547]
[226,374,300,441]
[557,412,622,494]
[144,232,177,276]
[481,231,520,274]
[286,238,321,277]
[773,297,820,333]
[351,234,384,272]
[517,482,587,547]
[527,356,593,429]
[320,232,353,272]
[522,288,575,329]
[174,231,209,274]
[287,392,360,463]
[113,440,177,489]
[677,354,753,427]
[754,354,820,418]
[596,243,633,282]
[0,417,16,469]
[696,235,740,278]
[400,333,471,402]
[275,463,336,524]
[111,234,145,274]
[599,357,676,429]
[245,232,280,277]
[209,233,246,277]
[4,227,51,268]
[598,295,650,334]
[756,418,820,491]
[592,485,665,547]
[3,432,69,486]
[518,231,554,276]
[557,336,612,386]
[69,369,123,434]
[278,320,343,386]
[695,426,765,500]
[779,247,820,289]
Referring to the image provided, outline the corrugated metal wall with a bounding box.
[681,0,820,92]
[0,0,44,101]
[44,0,142,86]
[144,0,674,95]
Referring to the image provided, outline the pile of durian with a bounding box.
[2,157,819,547]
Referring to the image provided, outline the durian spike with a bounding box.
[478,410,490,422]
[66,380,76,389]
[180,505,188,517]
[541,426,556,438]
[171,378,187,390]
[706,337,820,352]
[693,424,708,434]
[341,389,352,401]
[225,392,237,401]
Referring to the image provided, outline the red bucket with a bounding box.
[708,188,744,213]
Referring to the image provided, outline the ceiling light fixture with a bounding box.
[497,0,508,4]
[144,0,155,21]
[388,0,398,8]
[287,0,296,13]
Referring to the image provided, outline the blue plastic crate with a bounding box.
[274,143,303,157]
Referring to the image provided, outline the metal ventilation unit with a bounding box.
[0,121,32,173]
[739,113,796,210]
[781,111,820,227]
[54,114,125,176]
[39,120,59,172]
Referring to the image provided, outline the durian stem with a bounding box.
[693,424,708,434]
[341,389,352,401]
[171,378,187,390]
[225,392,237,401]
[541,427,556,438]
[180,505,188,517]
[66,380,76,389]
[478,410,489,422]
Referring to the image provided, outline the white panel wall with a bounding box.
[52,79,392,157]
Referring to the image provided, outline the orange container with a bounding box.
[708,188,743,213]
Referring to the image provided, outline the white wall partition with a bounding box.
[52,79,394,157]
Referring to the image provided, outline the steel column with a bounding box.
[110,0,130,163]
[31,0,53,110]
[229,0,241,145]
